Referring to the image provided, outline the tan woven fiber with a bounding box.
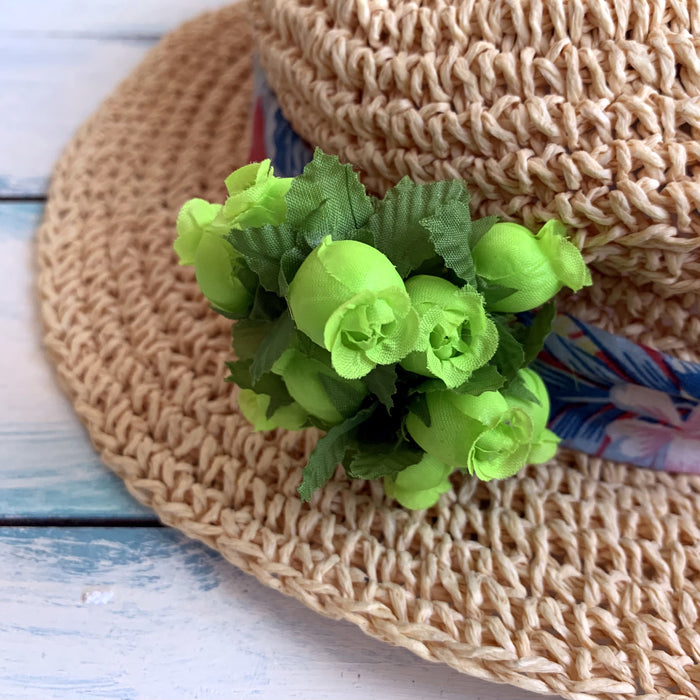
[251,0,700,296]
[36,4,700,700]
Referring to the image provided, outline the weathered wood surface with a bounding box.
[0,527,545,700]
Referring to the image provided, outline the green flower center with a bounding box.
[429,321,472,361]
[340,299,396,351]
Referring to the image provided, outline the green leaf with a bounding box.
[318,373,370,421]
[250,311,294,384]
[226,359,295,418]
[491,316,525,382]
[521,302,556,366]
[421,200,476,286]
[409,393,431,428]
[297,405,377,501]
[455,364,506,395]
[229,223,296,295]
[232,319,272,361]
[367,178,469,277]
[505,370,541,406]
[470,215,499,248]
[477,277,518,308]
[364,364,398,411]
[344,442,423,480]
[248,286,287,321]
[285,148,374,237]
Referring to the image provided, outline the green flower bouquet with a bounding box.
[174,149,591,509]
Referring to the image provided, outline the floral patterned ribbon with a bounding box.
[249,62,700,474]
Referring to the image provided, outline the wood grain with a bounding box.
[0,526,546,700]
[0,203,153,518]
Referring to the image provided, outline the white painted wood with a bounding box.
[0,527,555,700]
[0,203,153,517]
[0,37,158,196]
[0,0,230,35]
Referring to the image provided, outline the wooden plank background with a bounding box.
[0,1,558,697]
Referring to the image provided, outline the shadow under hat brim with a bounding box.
[36,4,700,699]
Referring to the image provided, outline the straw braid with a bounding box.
[37,4,700,699]
[250,0,700,295]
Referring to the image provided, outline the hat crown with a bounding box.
[251,0,699,303]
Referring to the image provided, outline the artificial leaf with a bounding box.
[420,200,476,286]
[297,405,376,501]
[250,310,294,383]
[232,319,272,361]
[453,364,506,395]
[364,364,398,411]
[470,215,499,248]
[521,301,556,366]
[477,277,518,308]
[491,316,525,382]
[249,285,287,321]
[285,148,374,237]
[229,223,296,294]
[505,370,541,406]
[317,373,370,421]
[409,393,431,428]
[367,177,470,278]
[344,442,423,480]
[226,359,295,418]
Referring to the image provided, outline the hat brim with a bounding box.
[36,4,700,699]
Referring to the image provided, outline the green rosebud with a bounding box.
[173,198,229,265]
[504,368,560,463]
[174,198,254,316]
[287,236,419,379]
[383,454,453,510]
[238,389,308,431]
[223,159,292,230]
[272,346,368,425]
[400,275,498,388]
[406,390,534,481]
[472,220,592,312]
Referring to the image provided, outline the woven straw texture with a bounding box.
[251,0,700,297]
[37,3,700,699]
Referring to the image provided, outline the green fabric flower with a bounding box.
[238,389,308,431]
[504,368,560,463]
[383,454,453,510]
[223,159,293,230]
[400,275,498,388]
[173,198,229,265]
[174,199,254,316]
[272,346,368,425]
[287,236,419,379]
[472,220,592,312]
[406,390,534,481]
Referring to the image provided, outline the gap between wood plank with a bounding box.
[0,517,161,527]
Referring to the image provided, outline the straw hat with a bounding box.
[37,2,700,698]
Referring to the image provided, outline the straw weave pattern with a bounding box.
[37,4,700,699]
[250,0,700,296]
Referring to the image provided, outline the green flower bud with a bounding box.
[504,368,560,463]
[272,346,368,425]
[223,159,293,230]
[238,389,308,432]
[194,232,254,316]
[174,198,254,316]
[383,454,453,510]
[472,220,592,312]
[406,390,534,481]
[173,198,229,265]
[400,275,498,388]
[287,236,419,379]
